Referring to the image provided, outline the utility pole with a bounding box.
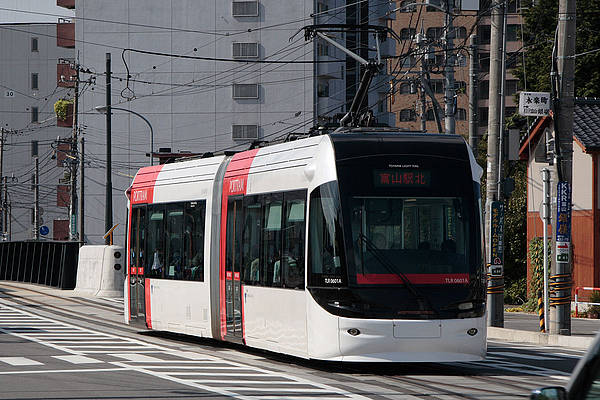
[443,0,456,135]
[70,63,79,241]
[78,136,84,245]
[468,35,479,151]
[550,0,576,336]
[485,0,505,327]
[32,141,39,240]
[105,52,113,244]
[3,177,8,241]
[0,128,4,239]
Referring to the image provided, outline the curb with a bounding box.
[488,327,594,350]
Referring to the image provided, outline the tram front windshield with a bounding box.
[307,134,485,320]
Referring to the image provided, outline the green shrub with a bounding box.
[523,237,549,312]
[588,291,600,318]
[54,99,73,121]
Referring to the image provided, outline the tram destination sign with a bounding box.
[374,170,430,188]
[519,91,551,116]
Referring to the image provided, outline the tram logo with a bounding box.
[132,189,149,203]
[228,178,246,194]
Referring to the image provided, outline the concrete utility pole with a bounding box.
[78,136,84,245]
[443,0,456,134]
[0,128,4,238]
[105,52,113,244]
[70,64,79,241]
[550,0,576,336]
[485,0,505,327]
[468,35,479,151]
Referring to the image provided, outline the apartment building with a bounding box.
[390,0,522,138]
[0,21,75,241]
[62,0,394,244]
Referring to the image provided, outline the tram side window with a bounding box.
[147,207,165,278]
[262,194,283,287]
[165,205,184,279]
[282,192,306,289]
[183,202,205,281]
[242,196,262,285]
[130,207,147,274]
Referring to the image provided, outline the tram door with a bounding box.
[225,198,243,339]
[129,206,146,324]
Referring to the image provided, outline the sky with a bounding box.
[0,0,74,24]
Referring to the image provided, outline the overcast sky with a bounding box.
[0,0,74,24]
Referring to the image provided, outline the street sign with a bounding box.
[519,91,551,117]
[39,225,49,236]
[489,201,504,277]
[4,90,14,98]
[556,181,572,263]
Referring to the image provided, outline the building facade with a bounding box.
[64,0,394,244]
[0,22,75,241]
[390,0,522,138]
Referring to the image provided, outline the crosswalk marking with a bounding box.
[487,351,561,361]
[110,353,164,362]
[52,355,103,364]
[0,357,43,366]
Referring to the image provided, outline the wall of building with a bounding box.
[0,23,75,241]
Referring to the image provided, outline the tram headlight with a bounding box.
[458,302,473,310]
[347,328,361,336]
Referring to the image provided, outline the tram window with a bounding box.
[282,191,306,289]
[165,205,184,279]
[147,207,165,278]
[308,182,346,287]
[182,201,206,281]
[262,193,283,287]
[242,196,262,285]
[130,207,147,275]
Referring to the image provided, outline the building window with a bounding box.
[317,81,329,97]
[434,53,445,66]
[430,79,444,94]
[233,42,259,58]
[479,25,491,45]
[479,80,489,99]
[426,27,444,41]
[31,37,38,52]
[31,107,38,123]
[455,108,467,120]
[479,52,490,73]
[479,107,489,125]
[399,109,416,121]
[232,1,259,17]
[232,124,259,140]
[506,0,519,13]
[400,28,416,40]
[506,80,519,96]
[402,55,416,68]
[426,108,443,121]
[452,26,468,39]
[317,42,329,56]
[233,83,259,99]
[399,82,412,94]
[317,2,329,13]
[506,24,521,42]
[31,73,38,90]
[399,0,416,12]
[506,51,521,68]
[378,93,387,113]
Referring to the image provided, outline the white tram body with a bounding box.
[126,131,486,362]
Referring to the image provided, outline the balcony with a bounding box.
[57,0,75,9]
[57,102,74,128]
[57,59,76,87]
[57,19,75,48]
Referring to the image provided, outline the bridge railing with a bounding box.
[0,241,81,289]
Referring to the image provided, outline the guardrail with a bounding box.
[0,241,81,289]
[574,286,600,317]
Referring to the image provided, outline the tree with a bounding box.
[514,0,600,97]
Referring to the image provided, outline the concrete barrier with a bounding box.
[74,245,125,298]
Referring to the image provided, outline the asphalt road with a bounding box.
[0,283,584,399]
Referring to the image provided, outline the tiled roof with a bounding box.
[574,98,600,151]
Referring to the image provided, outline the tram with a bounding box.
[126,129,486,362]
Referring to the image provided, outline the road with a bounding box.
[0,283,582,399]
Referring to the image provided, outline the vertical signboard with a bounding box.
[489,201,504,276]
[556,182,572,263]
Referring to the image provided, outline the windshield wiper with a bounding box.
[357,233,440,317]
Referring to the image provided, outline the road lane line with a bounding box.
[52,355,104,364]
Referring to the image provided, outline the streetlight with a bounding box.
[95,106,155,166]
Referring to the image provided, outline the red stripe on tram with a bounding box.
[219,149,259,340]
[356,273,470,285]
[145,278,152,329]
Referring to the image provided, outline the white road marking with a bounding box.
[110,353,165,362]
[0,368,124,375]
[0,357,43,366]
[52,355,103,364]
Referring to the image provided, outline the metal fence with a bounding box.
[0,241,81,289]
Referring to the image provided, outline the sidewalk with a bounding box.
[487,311,600,349]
